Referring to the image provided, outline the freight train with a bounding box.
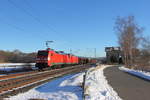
[35,48,95,70]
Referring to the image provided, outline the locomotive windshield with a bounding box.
[37,51,48,56]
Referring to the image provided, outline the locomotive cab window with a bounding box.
[37,51,48,56]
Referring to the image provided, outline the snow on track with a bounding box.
[119,66,150,81]
[0,63,35,72]
[0,63,35,67]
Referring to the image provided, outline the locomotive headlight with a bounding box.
[48,57,50,60]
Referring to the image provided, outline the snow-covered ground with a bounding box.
[0,63,35,67]
[5,65,122,100]
[0,63,36,72]
[119,66,150,81]
[84,65,122,100]
[5,73,85,100]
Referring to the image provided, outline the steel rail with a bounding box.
[0,65,89,96]
[0,65,80,81]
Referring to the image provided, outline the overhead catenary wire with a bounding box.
[7,0,69,39]
[2,21,25,32]
[5,0,82,56]
[7,0,54,32]
[7,0,74,49]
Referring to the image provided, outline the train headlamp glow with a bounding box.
[48,57,50,60]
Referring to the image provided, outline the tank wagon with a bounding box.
[35,48,91,70]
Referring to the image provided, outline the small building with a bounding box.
[105,47,122,64]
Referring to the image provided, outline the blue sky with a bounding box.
[0,0,150,57]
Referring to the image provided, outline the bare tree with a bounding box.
[114,16,143,68]
[138,37,150,70]
[142,37,150,51]
[0,50,37,63]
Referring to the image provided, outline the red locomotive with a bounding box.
[35,48,90,70]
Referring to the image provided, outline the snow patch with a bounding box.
[0,63,35,72]
[84,65,122,100]
[60,73,85,87]
[119,66,150,80]
[7,89,78,100]
[5,73,84,100]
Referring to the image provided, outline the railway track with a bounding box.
[0,70,37,81]
[0,66,76,81]
[0,64,91,98]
